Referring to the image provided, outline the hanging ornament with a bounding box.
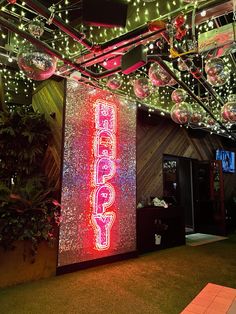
[106,75,122,90]
[171,102,192,124]
[205,116,216,126]
[177,58,188,72]
[173,14,186,28]
[133,77,151,99]
[7,0,16,4]
[18,43,57,81]
[28,18,45,38]
[207,71,227,87]
[149,62,178,87]
[149,63,172,87]
[171,89,187,103]
[175,26,187,41]
[168,76,178,86]
[190,108,205,124]
[205,57,224,76]
[221,94,236,123]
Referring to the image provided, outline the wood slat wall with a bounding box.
[32,79,65,191]
[137,110,236,202]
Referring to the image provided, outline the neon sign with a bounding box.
[92,100,117,250]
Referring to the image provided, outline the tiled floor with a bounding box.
[181,283,236,314]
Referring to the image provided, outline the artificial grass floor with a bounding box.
[1,233,236,314]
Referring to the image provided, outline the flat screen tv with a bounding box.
[216,149,235,173]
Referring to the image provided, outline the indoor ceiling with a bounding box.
[0,0,236,140]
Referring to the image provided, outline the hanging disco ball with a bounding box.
[171,102,192,124]
[221,94,236,123]
[205,116,216,126]
[149,62,178,87]
[177,58,188,72]
[106,75,122,90]
[28,18,45,38]
[148,63,172,87]
[205,57,224,76]
[171,88,187,104]
[17,43,57,81]
[190,109,205,124]
[207,71,227,87]
[168,76,178,86]
[133,77,151,99]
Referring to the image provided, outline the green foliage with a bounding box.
[0,107,60,257]
[0,108,51,182]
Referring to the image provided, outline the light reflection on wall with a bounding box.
[58,81,136,267]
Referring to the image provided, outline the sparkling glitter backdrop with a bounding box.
[58,81,137,267]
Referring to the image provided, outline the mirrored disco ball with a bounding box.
[148,63,172,87]
[168,76,178,86]
[17,44,57,81]
[221,95,236,122]
[28,19,45,38]
[133,77,151,99]
[171,88,187,103]
[207,71,227,87]
[171,102,191,124]
[205,116,216,126]
[190,110,204,124]
[205,57,224,76]
[106,75,122,90]
[177,58,188,72]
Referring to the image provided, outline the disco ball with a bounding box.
[190,110,205,124]
[168,76,178,86]
[221,95,236,122]
[106,75,122,90]
[148,63,172,87]
[17,44,57,81]
[28,19,45,38]
[205,117,216,126]
[207,71,227,87]
[133,77,151,99]
[171,88,187,103]
[205,57,224,76]
[171,102,192,124]
[177,58,188,72]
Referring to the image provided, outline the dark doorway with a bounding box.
[163,155,194,234]
[163,155,226,236]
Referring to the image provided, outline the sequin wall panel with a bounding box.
[58,81,137,267]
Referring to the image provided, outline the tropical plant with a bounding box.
[0,108,50,183]
[0,177,61,257]
[0,107,60,258]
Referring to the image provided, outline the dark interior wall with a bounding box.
[137,110,236,203]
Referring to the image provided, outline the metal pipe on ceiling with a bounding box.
[20,0,232,71]
[23,0,166,55]
[0,16,121,79]
[23,0,94,50]
[147,55,235,140]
